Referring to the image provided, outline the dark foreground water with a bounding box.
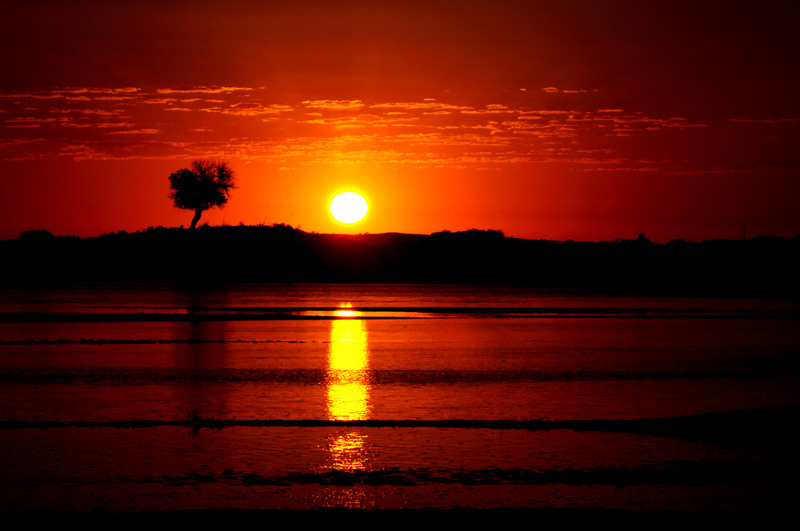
[1,284,798,513]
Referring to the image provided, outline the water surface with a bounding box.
[1,284,798,512]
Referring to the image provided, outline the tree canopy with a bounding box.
[169,160,235,229]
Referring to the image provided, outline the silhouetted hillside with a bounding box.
[2,225,798,295]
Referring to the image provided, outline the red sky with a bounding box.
[2,0,799,242]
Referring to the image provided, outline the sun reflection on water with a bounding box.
[327,308,371,422]
[327,432,369,471]
[326,305,371,488]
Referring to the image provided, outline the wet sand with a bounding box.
[2,408,797,515]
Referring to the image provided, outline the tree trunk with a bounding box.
[189,208,202,229]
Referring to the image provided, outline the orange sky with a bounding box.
[1,1,799,242]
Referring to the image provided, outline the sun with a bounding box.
[330,192,368,224]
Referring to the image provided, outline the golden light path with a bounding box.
[326,306,371,476]
[330,192,368,224]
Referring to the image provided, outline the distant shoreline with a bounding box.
[1,506,790,523]
[1,405,795,432]
[2,225,798,295]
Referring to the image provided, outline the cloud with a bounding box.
[302,100,364,110]
[65,109,122,116]
[300,114,418,128]
[460,109,516,115]
[144,98,180,105]
[198,103,294,117]
[108,128,161,135]
[5,117,58,124]
[94,96,139,101]
[156,87,253,94]
[541,87,595,94]
[371,101,471,111]
[54,87,141,95]
[0,86,712,174]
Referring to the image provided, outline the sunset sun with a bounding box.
[330,192,368,224]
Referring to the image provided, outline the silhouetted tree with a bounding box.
[169,160,235,229]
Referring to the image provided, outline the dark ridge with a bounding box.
[0,312,413,323]
[8,507,788,524]
[85,305,796,315]
[2,407,797,449]
[2,226,799,296]
[2,311,795,323]
[0,338,308,345]
[2,367,795,384]
[118,461,799,488]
